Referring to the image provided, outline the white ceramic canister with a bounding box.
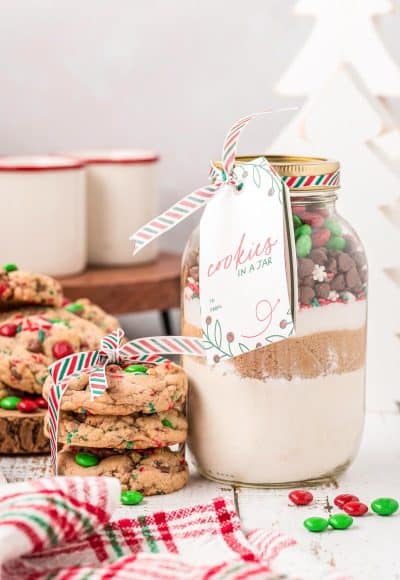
[74,150,160,265]
[0,156,87,276]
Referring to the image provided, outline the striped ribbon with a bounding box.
[130,108,298,255]
[47,329,204,468]
[282,170,340,190]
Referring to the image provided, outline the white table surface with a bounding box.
[1,411,399,579]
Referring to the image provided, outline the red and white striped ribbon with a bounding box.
[130,108,297,255]
[47,329,205,469]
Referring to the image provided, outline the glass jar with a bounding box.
[181,156,367,486]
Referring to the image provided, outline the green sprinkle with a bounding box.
[65,302,84,314]
[3,263,18,273]
[149,402,156,413]
[16,325,22,333]
[50,318,69,327]
[311,297,320,307]
[126,441,133,449]
[66,432,73,444]
[38,329,45,343]
[161,418,176,429]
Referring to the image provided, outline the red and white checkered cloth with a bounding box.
[0,477,350,579]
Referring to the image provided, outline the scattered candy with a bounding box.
[296,234,312,258]
[324,217,342,237]
[303,516,329,533]
[288,489,313,506]
[121,490,144,505]
[124,364,148,374]
[0,396,21,410]
[343,501,368,517]
[328,513,353,530]
[52,340,74,360]
[327,236,346,251]
[0,323,18,337]
[35,396,48,409]
[334,494,359,508]
[17,399,38,413]
[75,452,100,468]
[371,497,399,516]
[65,302,84,314]
[3,263,18,273]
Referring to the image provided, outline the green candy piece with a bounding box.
[327,236,346,251]
[295,224,312,238]
[74,452,99,468]
[0,396,22,410]
[303,516,329,533]
[328,513,353,530]
[293,214,303,228]
[121,490,144,505]
[65,302,84,314]
[3,263,18,273]
[371,497,399,516]
[324,217,342,236]
[38,329,46,343]
[296,234,312,258]
[124,364,148,374]
[161,418,176,429]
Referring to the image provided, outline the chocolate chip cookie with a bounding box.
[43,361,188,415]
[0,310,104,393]
[54,409,187,449]
[0,265,63,309]
[57,446,189,495]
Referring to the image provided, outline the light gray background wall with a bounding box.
[1,0,400,335]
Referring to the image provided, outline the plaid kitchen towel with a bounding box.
[0,476,350,580]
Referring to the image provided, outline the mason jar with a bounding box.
[181,156,367,486]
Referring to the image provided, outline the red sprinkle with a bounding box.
[52,340,74,360]
[288,489,313,506]
[0,323,18,337]
[343,501,368,517]
[334,493,359,508]
[17,399,38,413]
[62,297,72,306]
[0,282,9,296]
[35,397,48,409]
[312,228,331,248]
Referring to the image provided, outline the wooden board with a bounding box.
[0,408,49,454]
[58,252,181,315]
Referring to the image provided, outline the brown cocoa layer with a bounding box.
[182,316,366,380]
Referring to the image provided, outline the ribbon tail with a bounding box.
[120,336,205,359]
[89,366,108,400]
[129,184,218,256]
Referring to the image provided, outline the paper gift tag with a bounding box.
[200,157,297,363]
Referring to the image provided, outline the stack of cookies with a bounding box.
[0,263,119,454]
[43,360,189,496]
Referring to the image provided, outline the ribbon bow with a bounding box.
[130,108,296,255]
[48,329,205,467]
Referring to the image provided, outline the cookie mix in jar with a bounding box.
[181,156,367,486]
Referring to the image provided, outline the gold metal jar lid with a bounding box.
[236,155,340,193]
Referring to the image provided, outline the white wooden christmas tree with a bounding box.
[271,0,400,412]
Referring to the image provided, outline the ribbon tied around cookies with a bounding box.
[47,329,205,468]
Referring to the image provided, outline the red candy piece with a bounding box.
[334,493,359,508]
[312,228,331,248]
[52,340,74,360]
[35,396,48,409]
[17,399,38,413]
[288,489,313,506]
[0,282,9,296]
[310,214,325,228]
[343,501,368,516]
[0,323,18,337]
